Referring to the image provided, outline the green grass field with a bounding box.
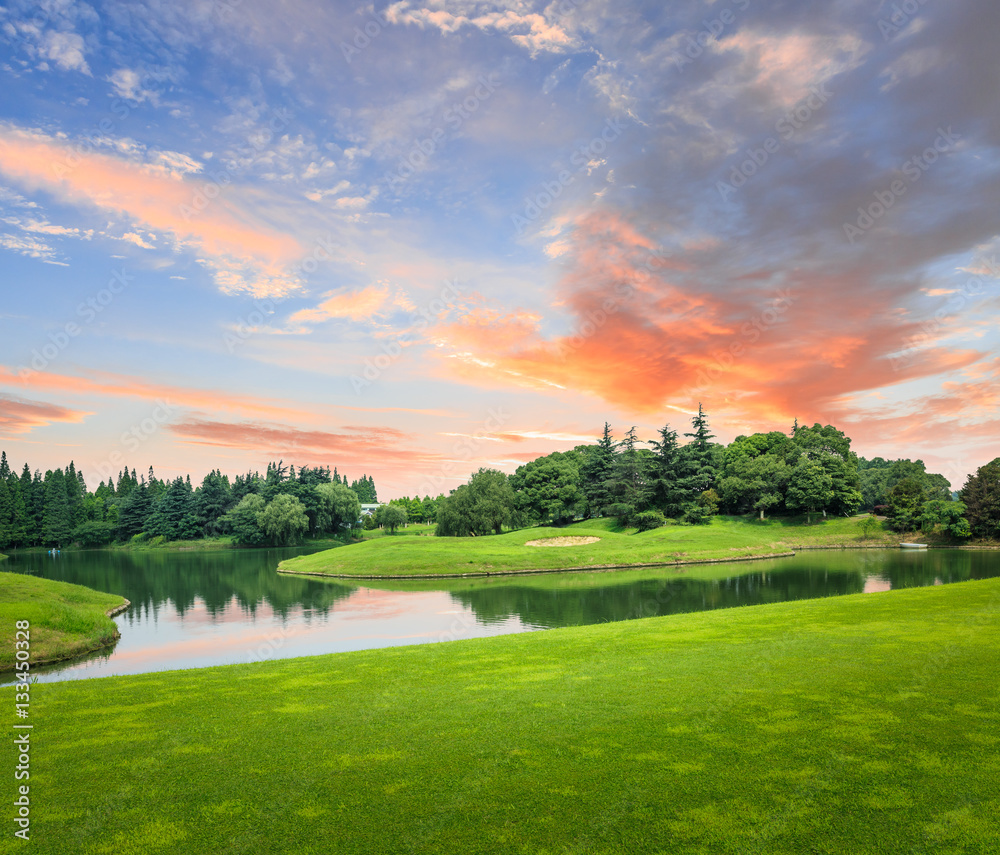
[279,515,909,578]
[0,572,128,670]
[6,577,998,855]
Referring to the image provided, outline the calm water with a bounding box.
[2,546,998,684]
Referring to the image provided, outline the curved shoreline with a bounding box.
[277,551,797,580]
[14,597,131,671]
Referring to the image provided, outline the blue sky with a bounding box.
[1,0,998,496]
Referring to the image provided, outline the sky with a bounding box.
[0,0,998,498]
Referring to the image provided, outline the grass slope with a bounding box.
[279,515,906,578]
[6,578,999,854]
[0,572,128,670]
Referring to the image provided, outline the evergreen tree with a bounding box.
[0,479,12,549]
[116,482,153,540]
[960,458,1000,539]
[679,404,719,500]
[196,470,232,535]
[649,423,685,516]
[579,423,617,517]
[0,451,9,480]
[42,469,73,547]
[147,477,200,541]
[608,427,652,523]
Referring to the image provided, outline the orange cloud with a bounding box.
[0,125,304,297]
[0,394,91,434]
[288,285,392,324]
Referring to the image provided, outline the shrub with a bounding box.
[634,511,666,532]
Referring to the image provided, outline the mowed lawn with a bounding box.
[8,577,999,855]
[0,572,127,670]
[279,515,907,578]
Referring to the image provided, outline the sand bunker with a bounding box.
[524,536,600,547]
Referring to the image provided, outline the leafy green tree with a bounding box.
[258,494,309,545]
[379,503,408,533]
[71,520,115,547]
[315,482,361,534]
[786,460,833,522]
[919,500,971,539]
[718,432,792,519]
[885,476,926,533]
[436,469,516,536]
[220,494,268,546]
[510,451,584,526]
[960,458,1000,539]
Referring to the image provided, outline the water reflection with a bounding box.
[1,546,996,684]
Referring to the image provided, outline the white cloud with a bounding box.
[41,31,90,75]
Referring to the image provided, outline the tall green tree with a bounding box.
[220,494,268,546]
[510,451,584,526]
[578,423,617,517]
[679,404,719,502]
[960,458,1000,539]
[436,469,516,536]
[785,460,833,522]
[315,482,361,534]
[649,423,685,517]
[42,468,73,547]
[258,494,309,545]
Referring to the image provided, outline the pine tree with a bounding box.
[42,469,73,547]
[579,423,617,517]
[0,451,10,480]
[679,403,719,500]
[650,423,685,516]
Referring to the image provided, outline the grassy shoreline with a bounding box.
[0,573,129,671]
[13,577,1000,854]
[278,515,947,579]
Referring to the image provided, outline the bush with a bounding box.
[130,532,148,544]
[71,521,115,547]
[633,511,666,532]
[606,503,635,528]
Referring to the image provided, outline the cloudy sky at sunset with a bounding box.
[1,0,997,497]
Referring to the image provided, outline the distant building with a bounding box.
[359,503,382,517]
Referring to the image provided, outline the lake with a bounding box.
[2,545,998,685]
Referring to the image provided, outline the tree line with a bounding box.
[0,456,390,549]
[431,406,998,540]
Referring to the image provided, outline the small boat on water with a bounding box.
[900,542,928,549]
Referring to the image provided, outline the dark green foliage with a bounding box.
[679,404,719,500]
[115,482,153,540]
[42,468,73,547]
[147,477,200,541]
[220,494,268,546]
[960,458,1000,539]
[349,474,378,504]
[510,451,584,526]
[378,503,408,533]
[196,470,232,535]
[919,500,971,539]
[258,493,309,545]
[633,510,666,531]
[885,476,927,533]
[71,520,116,547]
[578,423,617,517]
[315,482,362,535]
[649,423,685,517]
[436,469,517,536]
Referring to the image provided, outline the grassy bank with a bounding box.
[0,573,128,670]
[278,515,913,578]
[10,577,999,855]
